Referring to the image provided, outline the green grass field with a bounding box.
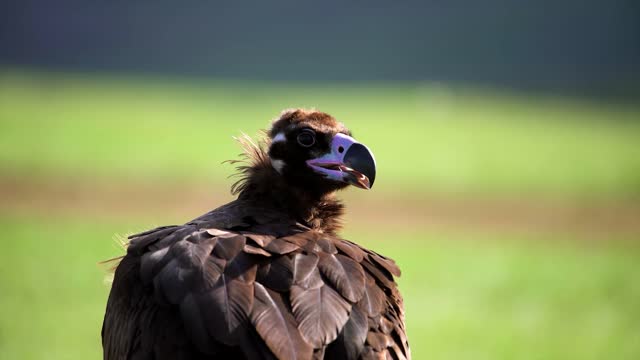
[1,216,639,360]
[1,70,640,197]
[1,69,639,360]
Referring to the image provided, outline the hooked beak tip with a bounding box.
[343,143,376,188]
[346,170,371,189]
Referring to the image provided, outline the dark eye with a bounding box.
[297,129,316,147]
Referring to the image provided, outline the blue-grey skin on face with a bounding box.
[306,133,377,189]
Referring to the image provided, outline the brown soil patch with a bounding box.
[1,176,639,238]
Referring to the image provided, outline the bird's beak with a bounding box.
[306,133,376,189]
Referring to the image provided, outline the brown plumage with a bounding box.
[102,109,410,359]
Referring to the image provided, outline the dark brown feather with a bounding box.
[243,243,272,257]
[250,283,313,360]
[180,293,220,354]
[139,246,170,284]
[127,225,179,253]
[264,238,300,255]
[325,304,369,359]
[290,283,351,348]
[200,275,254,345]
[315,237,338,254]
[257,255,294,292]
[243,233,276,247]
[317,253,366,303]
[361,259,397,290]
[358,277,386,316]
[292,252,320,285]
[212,234,246,260]
[280,232,315,248]
[335,240,366,262]
[367,252,402,277]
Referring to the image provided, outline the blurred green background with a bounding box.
[2,1,640,359]
[1,70,639,360]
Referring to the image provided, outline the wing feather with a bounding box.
[317,253,366,302]
[361,259,396,290]
[264,238,300,255]
[127,225,180,253]
[140,246,170,283]
[242,233,276,247]
[325,304,368,359]
[359,276,386,316]
[293,252,320,285]
[212,234,246,260]
[257,255,294,292]
[199,275,254,345]
[180,293,219,354]
[334,240,366,262]
[250,283,313,360]
[367,252,402,277]
[290,283,351,347]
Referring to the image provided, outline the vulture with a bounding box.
[102,109,410,360]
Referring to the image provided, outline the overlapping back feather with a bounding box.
[114,220,409,359]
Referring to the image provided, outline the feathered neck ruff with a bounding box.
[228,133,345,235]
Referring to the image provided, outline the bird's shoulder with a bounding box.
[118,201,409,359]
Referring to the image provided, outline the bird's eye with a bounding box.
[297,130,316,147]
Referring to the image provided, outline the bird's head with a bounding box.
[267,109,376,194]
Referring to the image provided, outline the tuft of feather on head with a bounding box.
[227,131,273,196]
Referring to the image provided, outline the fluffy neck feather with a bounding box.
[229,134,344,235]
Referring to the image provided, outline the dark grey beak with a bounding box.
[343,143,376,189]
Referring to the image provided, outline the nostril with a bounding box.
[338,146,344,154]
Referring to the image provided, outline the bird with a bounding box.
[102,109,410,360]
